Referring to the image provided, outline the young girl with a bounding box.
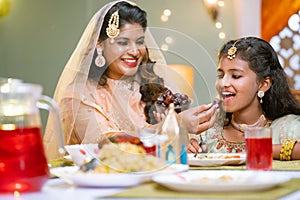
[189,37,300,160]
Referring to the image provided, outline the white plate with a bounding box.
[64,144,99,166]
[50,164,189,188]
[153,170,291,192]
[188,153,246,167]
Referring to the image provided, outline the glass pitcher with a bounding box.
[0,82,64,193]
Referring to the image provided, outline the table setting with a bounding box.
[2,138,300,200]
[1,146,300,200]
[1,80,300,200]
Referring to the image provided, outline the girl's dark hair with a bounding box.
[218,36,300,122]
[88,1,164,124]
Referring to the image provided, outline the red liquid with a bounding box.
[143,145,156,156]
[0,127,49,193]
[246,137,272,170]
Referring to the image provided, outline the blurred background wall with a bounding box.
[1,0,299,133]
[0,0,264,127]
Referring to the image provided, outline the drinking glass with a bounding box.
[139,128,158,156]
[245,127,272,170]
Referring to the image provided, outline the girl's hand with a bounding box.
[187,137,207,153]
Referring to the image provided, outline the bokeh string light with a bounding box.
[160,1,226,50]
[202,0,226,40]
[158,1,226,52]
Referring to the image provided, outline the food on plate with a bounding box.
[107,134,143,145]
[78,132,167,174]
[82,134,166,174]
[49,158,75,168]
[195,154,242,159]
[192,175,233,183]
[87,142,165,173]
[98,131,142,149]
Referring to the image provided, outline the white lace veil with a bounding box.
[43,0,178,160]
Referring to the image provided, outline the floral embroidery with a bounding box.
[212,126,246,153]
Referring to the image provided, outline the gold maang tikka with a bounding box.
[227,40,239,60]
[106,10,120,43]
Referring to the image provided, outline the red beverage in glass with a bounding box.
[0,127,50,193]
[142,144,156,156]
[246,137,272,170]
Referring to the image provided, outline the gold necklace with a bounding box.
[230,114,268,133]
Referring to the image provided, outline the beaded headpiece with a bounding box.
[106,10,120,42]
[227,40,239,60]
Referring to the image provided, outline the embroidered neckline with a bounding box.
[107,77,138,91]
[212,125,246,153]
[217,132,246,153]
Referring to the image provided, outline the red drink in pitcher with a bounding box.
[0,127,49,193]
[245,137,272,170]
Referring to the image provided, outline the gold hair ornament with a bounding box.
[227,40,239,60]
[106,10,120,42]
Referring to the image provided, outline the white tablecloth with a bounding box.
[1,170,300,200]
[0,179,122,200]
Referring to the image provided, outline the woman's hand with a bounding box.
[178,103,219,134]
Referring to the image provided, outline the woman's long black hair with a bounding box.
[218,36,300,124]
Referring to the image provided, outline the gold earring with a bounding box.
[258,90,264,104]
[106,10,120,43]
[95,47,106,67]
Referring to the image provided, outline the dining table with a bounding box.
[1,160,300,200]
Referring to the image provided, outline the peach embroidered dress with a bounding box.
[43,0,177,160]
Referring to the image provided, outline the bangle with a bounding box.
[280,138,297,161]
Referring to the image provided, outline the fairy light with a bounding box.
[215,21,222,29]
[203,0,226,40]
[216,0,226,40]
[161,44,169,51]
[165,36,173,44]
[219,32,226,40]
[217,0,225,40]
[163,9,171,17]
[218,0,224,7]
[161,9,172,22]
[160,15,168,22]
[206,0,218,4]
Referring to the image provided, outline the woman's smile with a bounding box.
[122,58,139,67]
